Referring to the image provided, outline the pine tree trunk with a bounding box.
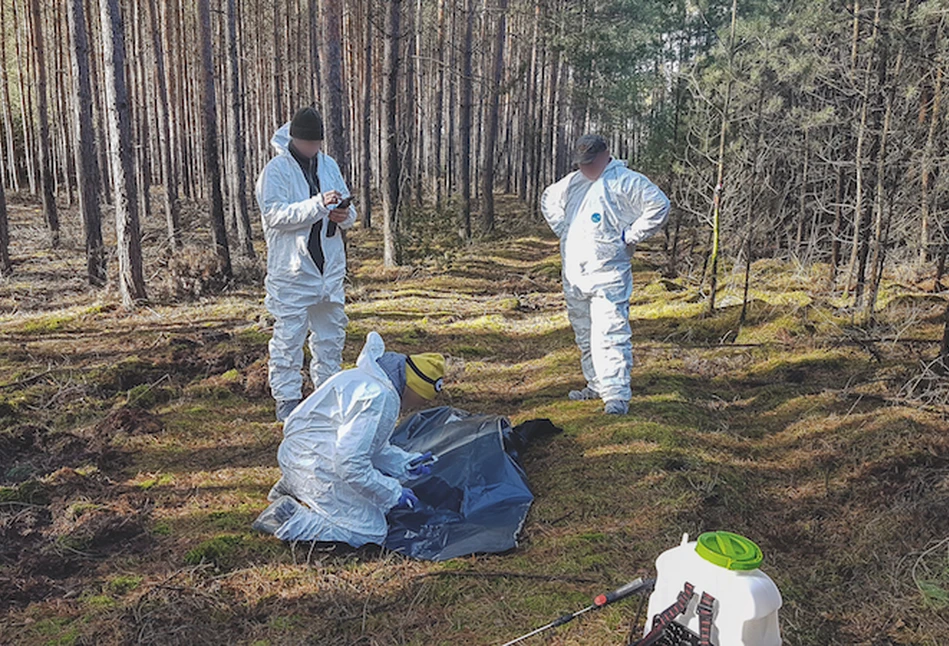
[382,0,401,267]
[0,0,18,191]
[53,3,76,208]
[481,0,507,234]
[0,169,8,274]
[459,0,474,240]
[920,66,942,267]
[847,0,882,301]
[88,0,111,204]
[29,0,59,247]
[319,0,351,185]
[360,0,373,228]
[198,0,233,278]
[13,0,36,194]
[433,0,446,208]
[403,0,417,206]
[147,0,181,249]
[67,0,106,286]
[99,0,147,307]
[308,0,321,106]
[866,0,904,319]
[706,0,737,315]
[225,0,255,258]
[129,0,152,225]
[272,0,284,125]
[413,0,424,207]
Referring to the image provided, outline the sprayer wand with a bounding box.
[500,577,655,646]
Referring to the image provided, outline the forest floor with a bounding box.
[1,191,948,645]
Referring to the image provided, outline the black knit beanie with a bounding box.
[289,106,324,141]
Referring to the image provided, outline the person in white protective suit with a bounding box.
[542,134,670,415]
[252,331,447,546]
[256,106,358,422]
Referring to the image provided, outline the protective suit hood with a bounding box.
[270,122,292,156]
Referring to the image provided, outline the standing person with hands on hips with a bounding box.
[256,106,357,422]
[542,134,670,415]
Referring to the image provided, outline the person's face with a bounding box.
[400,386,430,415]
[291,138,322,159]
[578,149,611,181]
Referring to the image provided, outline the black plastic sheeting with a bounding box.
[384,407,561,561]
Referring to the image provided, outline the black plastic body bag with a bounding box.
[383,407,560,561]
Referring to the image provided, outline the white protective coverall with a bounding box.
[263,331,421,545]
[256,122,357,402]
[541,159,670,403]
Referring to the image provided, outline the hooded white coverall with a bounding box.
[264,332,421,545]
[256,123,357,403]
[541,159,670,403]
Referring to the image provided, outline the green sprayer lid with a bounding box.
[695,531,763,571]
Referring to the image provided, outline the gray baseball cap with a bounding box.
[575,134,608,164]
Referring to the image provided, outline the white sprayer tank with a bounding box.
[644,531,782,646]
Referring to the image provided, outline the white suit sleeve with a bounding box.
[541,175,572,238]
[373,444,420,482]
[326,155,358,231]
[333,394,403,510]
[621,175,670,246]
[256,161,329,232]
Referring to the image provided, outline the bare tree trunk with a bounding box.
[86,0,111,204]
[320,0,351,183]
[67,0,105,286]
[459,0,474,240]
[847,0,882,300]
[0,0,19,191]
[308,0,322,107]
[147,0,181,249]
[413,0,424,207]
[53,2,76,208]
[433,0,447,208]
[198,0,233,278]
[272,0,284,125]
[446,2,457,198]
[543,47,559,189]
[360,0,372,227]
[129,0,152,225]
[29,0,59,247]
[739,85,765,327]
[382,0,401,266]
[480,0,507,234]
[866,0,905,319]
[403,0,417,206]
[225,0,255,258]
[13,0,36,194]
[939,301,949,373]
[0,172,8,274]
[706,0,737,315]
[100,0,146,307]
[920,66,942,267]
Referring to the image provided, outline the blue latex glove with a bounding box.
[395,487,419,509]
[407,451,435,477]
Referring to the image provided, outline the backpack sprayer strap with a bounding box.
[631,582,695,646]
[697,591,716,646]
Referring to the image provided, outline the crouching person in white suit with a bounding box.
[253,332,447,546]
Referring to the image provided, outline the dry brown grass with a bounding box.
[1,191,948,645]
